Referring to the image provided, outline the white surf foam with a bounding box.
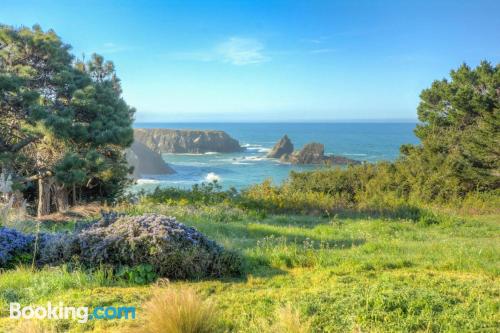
[205,172,221,182]
[242,143,262,148]
[243,156,268,161]
[136,178,162,184]
[231,161,253,165]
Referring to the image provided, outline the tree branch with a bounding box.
[0,135,39,153]
[17,170,53,183]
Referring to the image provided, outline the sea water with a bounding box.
[133,122,419,191]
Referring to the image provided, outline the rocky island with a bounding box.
[126,141,175,178]
[268,135,361,165]
[134,128,243,154]
[267,135,294,158]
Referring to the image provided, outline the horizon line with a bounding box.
[134,119,419,124]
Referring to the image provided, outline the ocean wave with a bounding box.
[136,178,162,184]
[163,153,205,156]
[243,156,268,161]
[174,162,208,166]
[205,172,221,182]
[241,143,263,148]
[243,143,272,152]
[217,156,270,163]
[165,180,198,184]
[204,151,219,155]
[231,161,253,165]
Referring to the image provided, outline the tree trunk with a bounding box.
[72,184,77,206]
[54,183,69,212]
[37,177,53,217]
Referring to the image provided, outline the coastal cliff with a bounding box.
[126,141,175,178]
[134,128,242,154]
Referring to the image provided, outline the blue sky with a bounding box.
[2,0,499,122]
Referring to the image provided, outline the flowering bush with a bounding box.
[39,213,242,279]
[38,232,79,265]
[0,227,34,267]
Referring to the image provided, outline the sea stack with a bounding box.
[267,135,294,158]
[286,142,325,164]
[134,128,243,154]
[126,141,175,178]
[281,142,361,165]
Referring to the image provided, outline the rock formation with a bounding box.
[134,128,242,154]
[281,142,361,165]
[267,135,294,158]
[284,142,324,164]
[126,141,175,178]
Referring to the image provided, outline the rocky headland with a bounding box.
[134,128,243,154]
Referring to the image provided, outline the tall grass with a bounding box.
[143,287,220,333]
[14,320,55,333]
[272,304,311,333]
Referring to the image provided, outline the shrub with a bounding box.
[38,213,242,279]
[142,287,220,333]
[241,180,344,214]
[37,232,79,266]
[117,264,157,284]
[0,227,34,268]
[143,182,238,206]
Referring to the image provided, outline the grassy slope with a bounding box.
[0,206,498,332]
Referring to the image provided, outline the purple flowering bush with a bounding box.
[38,213,242,279]
[0,227,34,267]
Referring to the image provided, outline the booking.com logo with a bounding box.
[9,302,136,323]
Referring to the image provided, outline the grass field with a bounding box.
[0,203,499,332]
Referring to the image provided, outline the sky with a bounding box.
[1,0,499,122]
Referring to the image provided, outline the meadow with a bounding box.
[1,195,498,332]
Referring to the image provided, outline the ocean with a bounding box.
[133,122,419,191]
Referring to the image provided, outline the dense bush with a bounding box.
[38,213,242,279]
[141,181,238,206]
[241,180,346,214]
[0,227,34,267]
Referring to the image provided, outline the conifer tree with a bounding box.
[0,25,134,216]
[402,61,499,199]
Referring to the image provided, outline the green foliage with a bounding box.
[407,61,499,198]
[143,181,238,206]
[117,264,157,285]
[0,24,135,213]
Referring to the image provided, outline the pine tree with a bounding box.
[403,61,500,199]
[0,25,134,216]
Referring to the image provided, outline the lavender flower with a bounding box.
[0,227,34,267]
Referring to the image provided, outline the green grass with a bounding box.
[0,204,498,332]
